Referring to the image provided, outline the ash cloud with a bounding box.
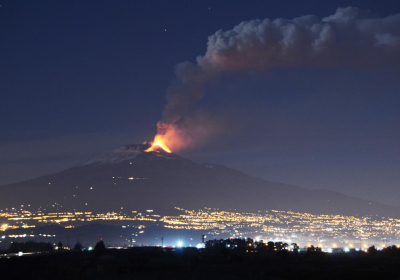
[157,7,400,151]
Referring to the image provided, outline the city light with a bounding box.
[1,207,399,248]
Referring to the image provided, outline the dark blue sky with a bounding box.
[1,0,400,205]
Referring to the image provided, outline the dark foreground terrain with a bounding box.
[2,247,400,280]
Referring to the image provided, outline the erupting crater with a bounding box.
[145,135,172,153]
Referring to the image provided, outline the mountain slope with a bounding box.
[0,144,398,217]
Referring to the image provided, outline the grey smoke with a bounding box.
[158,7,400,149]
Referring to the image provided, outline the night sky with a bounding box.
[1,1,400,206]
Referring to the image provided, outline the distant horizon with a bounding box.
[1,142,399,208]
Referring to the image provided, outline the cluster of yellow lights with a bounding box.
[2,208,400,249]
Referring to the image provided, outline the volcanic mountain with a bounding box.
[0,144,398,217]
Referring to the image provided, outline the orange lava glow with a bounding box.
[145,135,172,153]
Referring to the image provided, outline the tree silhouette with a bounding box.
[95,240,106,251]
[267,241,275,251]
[307,245,322,253]
[368,245,377,255]
[291,243,299,253]
[74,242,82,251]
[275,242,284,251]
[307,245,315,252]
[57,241,64,251]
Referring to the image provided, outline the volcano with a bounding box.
[0,144,398,217]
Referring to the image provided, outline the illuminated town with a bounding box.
[1,207,399,251]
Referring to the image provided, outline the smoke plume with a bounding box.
[156,7,400,152]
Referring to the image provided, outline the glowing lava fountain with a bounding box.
[145,135,172,153]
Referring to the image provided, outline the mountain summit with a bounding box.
[0,144,398,217]
[79,143,178,166]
